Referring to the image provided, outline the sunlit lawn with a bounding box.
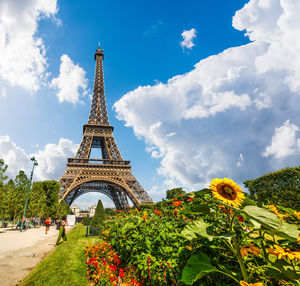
[20,224,97,286]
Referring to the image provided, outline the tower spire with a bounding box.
[88,43,108,125]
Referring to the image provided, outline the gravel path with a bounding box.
[0,225,72,286]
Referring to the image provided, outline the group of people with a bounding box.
[45,216,68,245]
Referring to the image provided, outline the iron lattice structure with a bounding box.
[59,46,153,209]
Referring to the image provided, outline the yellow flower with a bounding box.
[268,245,300,260]
[209,178,244,207]
[267,205,282,219]
[294,211,300,220]
[240,244,261,258]
[240,281,263,286]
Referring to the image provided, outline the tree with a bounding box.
[90,200,105,234]
[166,188,186,200]
[27,182,47,218]
[6,171,28,223]
[40,181,60,217]
[57,200,71,218]
[244,166,300,210]
[0,159,8,183]
[82,215,91,226]
[0,159,8,219]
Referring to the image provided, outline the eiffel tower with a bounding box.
[59,45,153,209]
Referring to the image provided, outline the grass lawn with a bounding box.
[20,224,98,286]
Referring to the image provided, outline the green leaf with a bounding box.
[180,253,215,285]
[182,204,211,215]
[181,219,213,241]
[242,206,299,241]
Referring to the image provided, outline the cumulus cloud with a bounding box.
[263,120,300,158]
[114,0,300,191]
[0,0,58,92]
[33,138,78,180]
[50,54,89,104]
[0,136,30,177]
[0,136,78,181]
[180,28,197,50]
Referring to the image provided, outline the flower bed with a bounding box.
[85,241,143,285]
[86,178,300,285]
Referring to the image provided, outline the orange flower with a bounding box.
[188,197,193,202]
[240,281,263,286]
[154,209,162,215]
[173,200,182,206]
[240,244,261,258]
[268,245,300,260]
[267,205,282,219]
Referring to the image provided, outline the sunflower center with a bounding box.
[217,184,237,200]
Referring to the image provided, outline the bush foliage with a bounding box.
[90,199,105,234]
[166,187,186,200]
[244,165,300,210]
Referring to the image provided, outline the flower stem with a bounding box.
[232,236,249,282]
[248,265,279,281]
[214,269,240,284]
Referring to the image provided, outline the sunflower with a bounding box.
[209,178,244,207]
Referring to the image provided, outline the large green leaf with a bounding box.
[242,206,299,241]
[182,204,211,215]
[181,219,213,241]
[180,253,215,285]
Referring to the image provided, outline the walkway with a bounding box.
[0,225,72,286]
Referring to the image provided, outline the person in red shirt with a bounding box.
[45,217,51,234]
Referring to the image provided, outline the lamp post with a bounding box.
[20,157,38,232]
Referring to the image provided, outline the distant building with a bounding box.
[70,205,80,217]
[89,205,97,217]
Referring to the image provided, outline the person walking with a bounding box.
[45,217,51,234]
[56,216,67,245]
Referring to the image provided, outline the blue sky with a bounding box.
[1,0,300,209]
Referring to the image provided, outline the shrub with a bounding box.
[244,166,300,210]
[90,200,105,235]
[139,203,155,211]
[82,216,90,226]
[166,187,186,200]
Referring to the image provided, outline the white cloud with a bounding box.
[0,135,30,177]
[1,88,6,98]
[50,54,88,104]
[237,153,244,167]
[114,0,300,191]
[180,28,197,50]
[0,0,58,92]
[0,136,78,181]
[33,138,78,180]
[263,120,300,158]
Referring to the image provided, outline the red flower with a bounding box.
[237,215,244,222]
[154,210,162,215]
[188,198,193,202]
[119,268,125,278]
[173,201,182,206]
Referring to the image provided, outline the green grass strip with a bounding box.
[20,224,98,286]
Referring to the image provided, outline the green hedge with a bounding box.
[244,166,300,210]
[139,203,156,211]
